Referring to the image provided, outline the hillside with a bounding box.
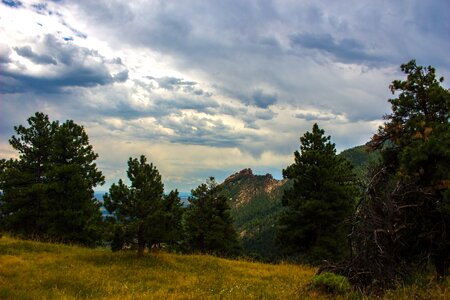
[338,144,380,177]
[221,169,289,260]
[2,236,449,299]
[222,146,375,259]
[0,235,317,299]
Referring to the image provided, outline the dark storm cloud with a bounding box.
[0,65,114,93]
[151,76,196,90]
[290,33,382,63]
[41,34,91,66]
[153,97,219,115]
[14,46,57,65]
[113,70,128,82]
[241,108,277,130]
[1,35,127,94]
[147,76,212,96]
[248,89,277,108]
[160,115,248,148]
[97,92,221,122]
[72,0,449,94]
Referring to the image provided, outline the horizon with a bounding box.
[1,0,449,192]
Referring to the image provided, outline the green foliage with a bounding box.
[1,112,55,235]
[184,177,240,256]
[311,272,352,295]
[104,155,182,255]
[373,60,450,274]
[342,60,450,288]
[338,144,380,179]
[372,59,450,188]
[161,190,184,248]
[277,123,359,264]
[0,112,104,246]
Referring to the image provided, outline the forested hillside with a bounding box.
[338,145,380,177]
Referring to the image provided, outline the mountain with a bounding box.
[221,145,375,260]
[221,168,289,260]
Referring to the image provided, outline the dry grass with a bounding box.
[1,235,449,299]
[0,235,318,299]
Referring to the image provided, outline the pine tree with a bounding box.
[0,112,55,235]
[184,177,240,256]
[161,190,184,247]
[334,61,450,288]
[104,155,165,255]
[277,123,358,263]
[364,60,450,279]
[0,113,104,245]
[44,120,105,245]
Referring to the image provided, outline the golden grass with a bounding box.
[0,235,319,299]
[0,235,449,299]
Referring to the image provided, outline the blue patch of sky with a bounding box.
[32,2,47,11]
[2,0,22,8]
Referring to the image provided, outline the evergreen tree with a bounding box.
[104,155,165,255]
[359,60,450,280]
[161,190,184,247]
[0,113,104,245]
[44,120,105,245]
[332,61,450,289]
[0,113,55,235]
[277,124,358,264]
[184,177,240,256]
[372,60,449,190]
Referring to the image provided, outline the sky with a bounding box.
[1,0,449,192]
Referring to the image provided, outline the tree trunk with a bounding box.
[138,225,145,256]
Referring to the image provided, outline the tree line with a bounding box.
[0,114,239,256]
[0,60,449,289]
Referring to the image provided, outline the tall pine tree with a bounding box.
[184,177,240,256]
[0,113,55,235]
[104,155,182,255]
[277,124,358,263]
[0,113,104,245]
[160,190,184,248]
[346,60,450,285]
[44,120,105,245]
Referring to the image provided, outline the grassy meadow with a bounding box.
[1,235,449,299]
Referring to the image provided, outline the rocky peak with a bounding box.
[222,168,287,209]
[224,168,275,184]
[239,168,254,176]
[224,168,254,183]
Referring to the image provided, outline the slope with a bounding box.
[220,169,289,260]
[0,235,316,299]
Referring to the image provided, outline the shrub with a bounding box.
[311,272,352,295]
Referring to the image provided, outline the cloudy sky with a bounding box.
[1,0,449,192]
